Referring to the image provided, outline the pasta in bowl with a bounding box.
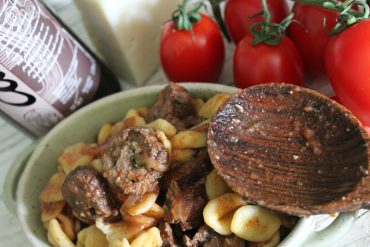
[14,83,356,247]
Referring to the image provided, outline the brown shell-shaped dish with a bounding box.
[208,83,370,216]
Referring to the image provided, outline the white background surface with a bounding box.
[0,0,369,246]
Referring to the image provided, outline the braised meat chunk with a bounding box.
[183,225,245,247]
[145,83,199,130]
[161,149,212,190]
[159,221,179,247]
[103,127,170,197]
[164,179,207,231]
[61,166,119,224]
[161,149,212,231]
[204,235,245,247]
[183,225,214,247]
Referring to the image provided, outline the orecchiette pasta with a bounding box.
[121,192,159,216]
[231,205,281,242]
[108,238,131,247]
[58,143,96,174]
[249,231,280,247]
[194,98,205,114]
[122,215,157,229]
[170,130,207,149]
[76,225,109,247]
[47,219,75,247]
[111,121,125,136]
[130,227,162,247]
[142,203,165,220]
[123,116,146,129]
[203,193,246,235]
[205,169,231,200]
[96,219,150,243]
[146,118,177,138]
[197,93,230,119]
[135,107,149,118]
[98,123,113,145]
[57,213,77,241]
[123,109,145,128]
[189,119,210,133]
[39,173,66,203]
[156,130,172,155]
[170,148,196,163]
[40,201,65,222]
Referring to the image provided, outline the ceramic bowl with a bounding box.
[5,83,356,247]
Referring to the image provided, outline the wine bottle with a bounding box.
[0,0,121,136]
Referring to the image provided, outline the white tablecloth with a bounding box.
[0,0,369,246]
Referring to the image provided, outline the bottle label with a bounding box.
[0,0,101,136]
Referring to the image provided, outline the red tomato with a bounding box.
[225,0,289,44]
[160,14,225,83]
[233,35,304,88]
[325,20,370,127]
[288,3,338,78]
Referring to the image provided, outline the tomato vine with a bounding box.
[297,0,370,34]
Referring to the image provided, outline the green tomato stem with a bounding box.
[295,0,365,18]
[250,0,293,46]
[295,0,370,34]
[261,0,272,25]
[172,0,204,31]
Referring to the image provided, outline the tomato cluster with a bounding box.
[289,2,370,128]
[159,0,370,128]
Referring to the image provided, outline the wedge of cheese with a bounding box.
[75,0,180,85]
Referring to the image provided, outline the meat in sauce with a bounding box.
[145,83,200,130]
[61,166,119,224]
[103,127,170,198]
[159,221,179,247]
[161,149,212,190]
[183,225,245,247]
[162,149,212,231]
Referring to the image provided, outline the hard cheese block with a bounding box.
[75,0,180,85]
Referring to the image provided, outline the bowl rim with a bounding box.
[15,82,356,247]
